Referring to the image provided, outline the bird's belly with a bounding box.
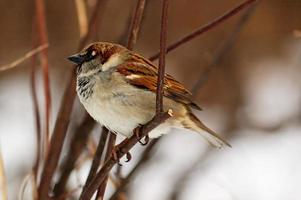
[79,90,156,137]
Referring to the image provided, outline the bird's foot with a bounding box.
[111,145,132,166]
[134,125,149,146]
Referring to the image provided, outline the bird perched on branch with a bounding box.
[68,42,230,148]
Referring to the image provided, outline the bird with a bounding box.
[68,42,230,148]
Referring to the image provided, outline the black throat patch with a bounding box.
[77,77,95,100]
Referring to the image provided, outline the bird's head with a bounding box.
[68,42,129,76]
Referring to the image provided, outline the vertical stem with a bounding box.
[83,128,109,192]
[38,72,77,200]
[126,0,146,50]
[53,114,96,196]
[95,134,116,200]
[31,59,41,182]
[156,0,170,114]
[30,20,42,184]
[34,0,51,152]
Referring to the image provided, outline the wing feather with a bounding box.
[116,55,202,110]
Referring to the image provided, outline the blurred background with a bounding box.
[0,0,301,199]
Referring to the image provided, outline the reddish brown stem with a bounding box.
[34,0,51,154]
[156,0,169,114]
[149,0,258,61]
[95,133,116,200]
[53,114,96,196]
[126,0,146,50]
[38,72,77,199]
[83,128,109,193]
[30,21,42,182]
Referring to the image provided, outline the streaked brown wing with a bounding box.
[116,54,202,110]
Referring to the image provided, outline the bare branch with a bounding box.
[30,42,43,186]
[95,133,116,199]
[149,0,258,61]
[0,44,48,72]
[82,128,109,193]
[156,0,169,114]
[126,0,146,50]
[34,0,52,149]
[53,114,96,196]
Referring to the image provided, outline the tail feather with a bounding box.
[186,113,231,148]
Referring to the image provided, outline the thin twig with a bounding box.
[38,0,108,198]
[156,0,169,114]
[53,114,96,196]
[80,111,172,199]
[0,44,48,72]
[95,133,116,200]
[82,128,109,193]
[126,0,146,50]
[38,71,77,199]
[34,0,52,150]
[191,2,258,94]
[31,37,43,188]
[149,0,258,61]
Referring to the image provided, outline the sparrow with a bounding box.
[68,42,230,148]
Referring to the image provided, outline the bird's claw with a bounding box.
[125,152,132,162]
[134,125,150,146]
[112,146,132,165]
[112,146,123,166]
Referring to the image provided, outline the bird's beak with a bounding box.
[67,54,84,65]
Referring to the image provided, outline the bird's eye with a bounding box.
[85,50,97,61]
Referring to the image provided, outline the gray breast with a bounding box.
[77,77,95,100]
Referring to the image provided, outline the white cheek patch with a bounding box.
[102,54,123,71]
[78,59,100,77]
